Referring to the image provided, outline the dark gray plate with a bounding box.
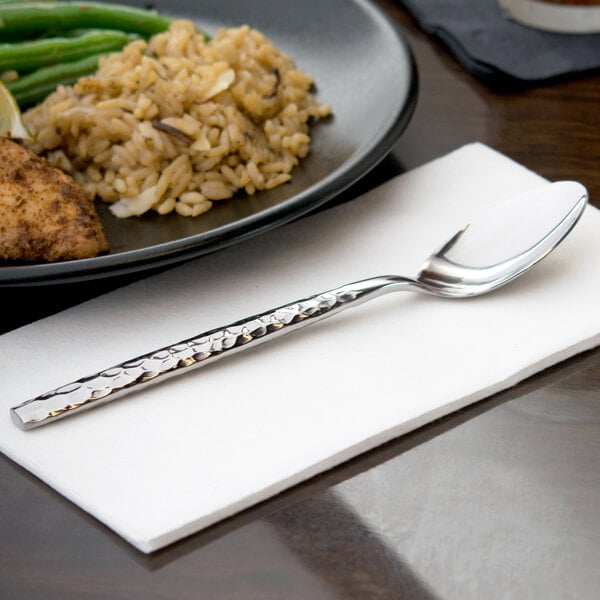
[0,0,417,286]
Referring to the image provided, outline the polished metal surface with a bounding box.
[10,181,587,430]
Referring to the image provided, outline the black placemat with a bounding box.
[398,0,600,86]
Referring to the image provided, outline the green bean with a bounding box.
[0,2,173,37]
[0,29,136,73]
[6,52,102,108]
[0,0,52,3]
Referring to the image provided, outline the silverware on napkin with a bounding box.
[10,181,587,430]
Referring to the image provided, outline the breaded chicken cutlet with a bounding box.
[0,137,108,263]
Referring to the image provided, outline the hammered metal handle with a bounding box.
[10,275,413,430]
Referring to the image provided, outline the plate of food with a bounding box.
[0,0,417,286]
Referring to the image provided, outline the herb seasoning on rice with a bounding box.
[24,20,332,218]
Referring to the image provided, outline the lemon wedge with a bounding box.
[0,81,33,141]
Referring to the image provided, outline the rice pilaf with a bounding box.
[23,20,332,218]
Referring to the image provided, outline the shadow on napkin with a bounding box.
[397,0,600,87]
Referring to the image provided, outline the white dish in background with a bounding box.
[498,0,600,33]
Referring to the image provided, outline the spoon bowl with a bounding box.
[10,180,588,430]
[413,180,588,298]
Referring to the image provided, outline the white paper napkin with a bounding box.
[2,143,600,554]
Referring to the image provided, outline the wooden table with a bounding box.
[2,2,600,597]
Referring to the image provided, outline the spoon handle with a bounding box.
[11,275,414,430]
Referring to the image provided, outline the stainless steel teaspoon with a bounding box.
[10,180,588,430]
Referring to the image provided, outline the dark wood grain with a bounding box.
[2,3,600,598]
